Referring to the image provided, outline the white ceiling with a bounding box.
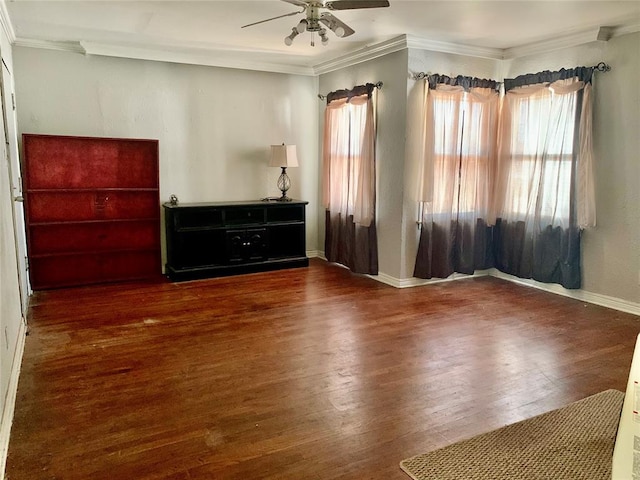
[5,0,640,75]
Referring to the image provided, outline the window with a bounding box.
[415,69,595,288]
[325,99,370,217]
[503,86,578,223]
[426,87,498,217]
[322,86,378,275]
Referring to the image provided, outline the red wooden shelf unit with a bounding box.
[23,134,161,289]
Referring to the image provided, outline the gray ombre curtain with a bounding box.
[414,75,500,279]
[491,67,596,288]
[323,84,378,274]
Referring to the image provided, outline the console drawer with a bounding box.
[225,208,265,225]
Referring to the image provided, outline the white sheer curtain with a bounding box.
[413,68,596,288]
[323,94,375,227]
[414,79,500,278]
[323,86,378,274]
[492,73,596,288]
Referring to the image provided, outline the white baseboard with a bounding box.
[0,320,26,478]
[488,269,640,317]
[367,267,640,317]
[304,254,640,316]
[372,270,491,288]
[306,250,324,259]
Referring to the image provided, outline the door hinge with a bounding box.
[25,255,29,271]
[11,93,15,111]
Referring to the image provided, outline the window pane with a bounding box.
[503,89,577,223]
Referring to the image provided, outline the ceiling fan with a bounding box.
[242,0,391,47]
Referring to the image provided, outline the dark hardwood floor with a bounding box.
[6,259,640,479]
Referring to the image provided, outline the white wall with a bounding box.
[319,35,640,308]
[318,50,409,278]
[403,49,501,279]
[317,49,499,279]
[12,47,320,258]
[503,32,640,304]
[12,33,640,306]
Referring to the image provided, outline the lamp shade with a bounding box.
[269,144,299,168]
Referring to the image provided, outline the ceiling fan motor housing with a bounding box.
[306,4,322,32]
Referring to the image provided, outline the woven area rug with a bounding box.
[400,389,624,480]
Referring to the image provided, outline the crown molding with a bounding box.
[11,22,640,77]
[0,0,14,45]
[504,28,603,59]
[312,34,506,75]
[501,24,640,60]
[14,37,86,54]
[312,35,408,75]
[406,34,504,60]
[14,36,316,75]
[613,22,640,38]
[80,41,315,76]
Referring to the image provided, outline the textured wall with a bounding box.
[317,49,500,280]
[12,32,640,304]
[404,49,501,279]
[503,32,640,304]
[318,50,409,279]
[13,47,320,258]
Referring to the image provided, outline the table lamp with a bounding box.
[269,144,299,202]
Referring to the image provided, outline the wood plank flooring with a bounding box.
[6,259,640,479]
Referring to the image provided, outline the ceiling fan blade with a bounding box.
[281,0,308,7]
[325,0,390,10]
[319,12,355,38]
[241,9,303,29]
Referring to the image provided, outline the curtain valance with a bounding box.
[427,74,500,92]
[326,83,376,104]
[504,66,594,91]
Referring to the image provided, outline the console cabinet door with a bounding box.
[225,228,267,263]
[173,230,225,268]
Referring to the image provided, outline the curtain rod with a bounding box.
[412,62,611,82]
[317,81,383,100]
[592,61,611,72]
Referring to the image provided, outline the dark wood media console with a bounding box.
[163,200,309,281]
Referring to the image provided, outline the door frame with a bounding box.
[1,57,30,315]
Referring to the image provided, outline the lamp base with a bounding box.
[276,167,293,202]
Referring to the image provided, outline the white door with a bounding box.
[1,59,30,314]
[0,56,23,425]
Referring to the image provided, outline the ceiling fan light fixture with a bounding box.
[296,19,308,32]
[284,27,299,45]
[244,0,390,45]
[319,28,329,45]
